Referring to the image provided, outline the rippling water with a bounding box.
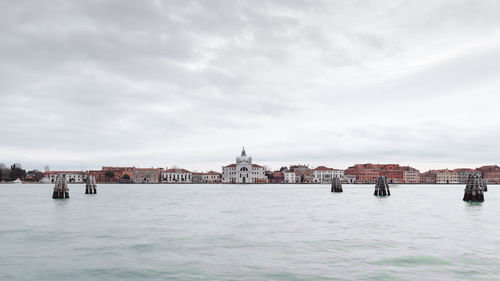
[1,184,499,280]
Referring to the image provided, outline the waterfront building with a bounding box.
[221,147,267,183]
[420,171,437,184]
[102,166,135,183]
[345,164,419,184]
[455,168,481,184]
[88,167,135,183]
[312,166,344,183]
[435,169,459,184]
[343,174,356,183]
[134,168,162,183]
[192,172,203,183]
[272,171,284,183]
[380,164,405,184]
[403,167,421,183]
[88,170,106,183]
[283,170,295,183]
[162,168,192,183]
[289,165,313,183]
[344,164,380,183]
[44,171,87,183]
[202,171,221,183]
[477,165,500,184]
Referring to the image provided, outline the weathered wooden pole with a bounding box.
[85,175,97,194]
[482,178,488,192]
[463,174,484,202]
[52,174,69,199]
[374,176,390,196]
[331,177,343,192]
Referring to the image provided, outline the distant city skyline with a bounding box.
[1,1,500,172]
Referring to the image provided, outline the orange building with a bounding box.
[345,164,419,183]
[344,164,380,183]
[289,165,313,183]
[477,165,500,184]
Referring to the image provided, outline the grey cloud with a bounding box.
[1,0,500,171]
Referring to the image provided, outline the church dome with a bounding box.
[236,147,252,164]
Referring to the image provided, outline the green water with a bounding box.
[1,184,499,280]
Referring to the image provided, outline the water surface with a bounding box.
[1,184,499,280]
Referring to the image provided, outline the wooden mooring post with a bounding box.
[482,178,488,192]
[52,174,70,199]
[85,175,97,194]
[331,177,343,192]
[374,176,390,196]
[463,174,485,202]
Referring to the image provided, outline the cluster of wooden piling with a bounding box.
[52,174,98,199]
[85,175,97,194]
[52,175,70,199]
[374,176,390,196]
[482,178,488,192]
[331,177,343,192]
[49,172,491,203]
[463,174,485,202]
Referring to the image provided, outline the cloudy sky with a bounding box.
[1,0,500,172]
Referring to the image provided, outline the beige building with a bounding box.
[436,169,459,184]
[403,168,421,183]
[202,171,221,183]
[45,171,87,183]
[134,168,161,183]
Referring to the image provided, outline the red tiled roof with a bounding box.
[452,168,474,172]
[252,164,264,168]
[45,171,85,175]
[223,164,237,168]
[478,165,500,171]
[313,166,334,171]
[165,168,191,173]
[134,168,162,171]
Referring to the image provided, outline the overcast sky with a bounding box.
[1,0,500,172]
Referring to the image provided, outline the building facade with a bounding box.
[134,168,161,183]
[420,171,437,183]
[455,168,481,184]
[477,165,500,184]
[272,171,284,183]
[289,165,313,183]
[403,168,421,183]
[343,174,356,183]
[283,171,295,183]
[344,164,380,183]
[192,173,203,183]
[345,164,420,184]
[102,166,135,183]
[380,164,404,184]
[435,169,459,184]
[162,168,192,183]
[312,166,344,183]
[45,171,87,183]
[202,171,221,183]
[222,148,267,183]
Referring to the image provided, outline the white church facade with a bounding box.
[222,148,267,183]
